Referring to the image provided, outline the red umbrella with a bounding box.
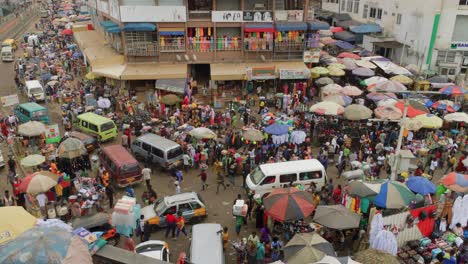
[337,52,361,60]
[62,29,73,35]
[394,101,428,118]
[263,188,315,222]
[330,27,344,33]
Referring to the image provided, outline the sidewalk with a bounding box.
[0,6,38,41]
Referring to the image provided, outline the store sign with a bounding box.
[279,69,310,80]
[303,50,320,63]
[120,6,187,22]
[274,10,304,22]
[243,11,273,22]
[0,94,19,107]
[212,11,243,22]
[451,41,468,51]
[45,124,61,144]
[247,67,276,80]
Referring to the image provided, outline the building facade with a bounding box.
[321,0,468,78]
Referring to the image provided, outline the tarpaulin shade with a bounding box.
[156,79,186,94]
[244,23,274,32]
[159,31,184,36]
[350,23,382,34]
[334,31,356,42]
[275,22,308,31]
[336,20,362,29]
[307,20,330,31]
[123,22,156,32]
[100,20,118,29]
[333,40,355,49]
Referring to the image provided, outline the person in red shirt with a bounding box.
[332,184,342,204]
[176,212,187,238]
[124,235,135,251]
[165,212,176,238]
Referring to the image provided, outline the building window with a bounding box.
[284,0,304,10]
[346,0,353,12]
[437,50,457,63]
[377,8,383,19]
[124,31,158,56]
[369,7,376,18]
[396,13,402,24]
[363,4,368,18]
[341,0,346,11]
[353,0,360,13]
[460,0,468,5]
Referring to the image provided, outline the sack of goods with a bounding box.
[233,199,248,217]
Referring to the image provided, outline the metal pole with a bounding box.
[390,98,409,181]
[400,32,407,65]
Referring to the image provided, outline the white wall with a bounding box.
[435,0,468,50]
[321,1,339,13]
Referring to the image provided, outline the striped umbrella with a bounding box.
[431,100,461,113]
[263,188,315,222]
[440,85,467,96]
[19,173,58,195]
[374,181,416,209]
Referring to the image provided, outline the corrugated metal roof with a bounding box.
[383,211,423,246]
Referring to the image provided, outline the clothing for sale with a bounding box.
[371,229,398,256]
[369,213,384,245]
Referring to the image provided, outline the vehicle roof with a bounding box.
[2,39,15,44]
[136,133,180,151]
[1,46,12,51]
[259,159,324,176]
[18,102,46,111]
[102,144,139,168]
[164,192,199,206]
[25,80,42,87]
[136,240,166,248]
[191,223,223,264]
[77,112,113,125]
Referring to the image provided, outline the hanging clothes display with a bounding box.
[369,212,384,245]
[371,229,398,256]
[188,27,214,52]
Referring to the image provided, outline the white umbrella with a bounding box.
[97,97,111,109]
[18,121,46,137]
[377,98,398,107]
[310,102,345,116]
[342,86,362,96]
[363,76,388,86]
[189,127,217,139]
[355,59,377,69]
[444,112,468,123]
[21,154,46,167]
[321,84,343,96]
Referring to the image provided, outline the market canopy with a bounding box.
[123,22,156,32]
[350,23,382,34]
[156,79,186,94]
[0,207,37,245]
[334,31,356,42]
[307,20,330,31]
[99,20,120,33]
[275,22,308,31]
[244,23,274,32]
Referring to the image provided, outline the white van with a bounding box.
[246,159,327,197]
[131,133,183,170]
[190,224,224,264]
[25,80,45,102]
[1,47,14,62]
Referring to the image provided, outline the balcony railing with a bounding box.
[244,39,274,51]
[274,41,305,52]
[188,38,215,52]
[216,38,242,51]
[188,10,212,20]
[125,41,158,56]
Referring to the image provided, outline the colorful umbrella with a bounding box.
[431,100,461,113]
[394,101,428,117]
[0,207,37,245]
[189,127,217,139]
[20,154,46,167]
[0,226,92,264]
[366,92,397,102]
[368,80,407,92]
[19,173,58,195]
[242,129,264,142]
[352,67,375,77]
[348,181,382,197]
[32,171,61,182]
[390,75,414,85]
[57,138,87,159]
[342,85,362,96]
[338,52,360,60]
[313,205,361,229]
[374,106,402,120]
[441,172,468,188]
[284,233,336,264]
[374,181,416,209]
[311,67,329,75]
[263,123,290,136]
[321,84,343,96]
[444,112,468,123]
[263,188,315,222]
[316,77,334,86]
[405,176,436,195]
[310,101,345,115]
[18,121,46,137]
[354,59,377,69]
[362,76,388,86]
[341,58,358,70]
[344,104,372,120]
[413,114,443,129]
[439,85,467,96]
[328,67,346,77]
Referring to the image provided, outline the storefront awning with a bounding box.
[121,63,187,80]
[74,30,125,69]
[275,61,310,79]
[373,41,403,49]
[336,20,362,29]
[244,23,274,33]
[334,31,356,42]
[92,64,126,79]
[210,63,246,81]
[307,20,330,31]
[100,20,118,29]
[155,79,186,94]
[350,23,382,34]
[123,23,156,32]
[275,22,308,32]
[159,28,185,36]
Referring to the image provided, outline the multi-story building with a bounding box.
[321,0,468,79]
[76,0,321,103]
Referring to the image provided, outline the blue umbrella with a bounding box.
[264,123,290,135]
[334,40,355,50]
[405,176,436,195]
[41,73,52,81]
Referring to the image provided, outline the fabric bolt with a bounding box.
[371,230,398,256]
[272,134,289,145]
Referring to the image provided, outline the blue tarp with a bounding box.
[350,23,382,34]
[307,20,330,31]
[159,31,185,36]
[123,23,156,32]
[275,22,308,31]
[334,31,356,42]
[100,20,118,29]
[107,26,121,33]
[334,40,355,49]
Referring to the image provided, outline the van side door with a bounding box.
[151,146,164,165]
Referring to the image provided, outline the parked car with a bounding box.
[135,240,170,262]
[68,131,98,153]
[141,192,207,228]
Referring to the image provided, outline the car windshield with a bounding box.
[32,110,46,117]
[30,88,43,94]
[121,163,140,175]
[136,243,163,254]
[250,167,265,185]
[167,147,183,160]
[154,199,166,215]
[100,121,115,132]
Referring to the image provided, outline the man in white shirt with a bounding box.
[142,167,151,188]
[36,192,48,216]
[429,159,438,176]
[182,153,190,171]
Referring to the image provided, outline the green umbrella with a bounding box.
[21,154,46,167]
[57,137,87,159]
[311,67,329,75]
[160,94,182,105]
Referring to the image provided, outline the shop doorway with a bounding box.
[190,63,211,87]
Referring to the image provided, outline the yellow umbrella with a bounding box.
[327,63,346,70]
[328,67,346,77]
[0,207,37,245]
[413,114,443,129]
[85,72,101,80]
[311,67,329,75]
[390,75,414,85]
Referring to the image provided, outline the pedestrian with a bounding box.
[137,215,145,242]
[222,226,229,252]
[3,190,15,206]
[124,235,136,251]
[182,152,191,171]
[198,170,208,191]
[7,158,16,175]
[165,211,176,239]
[270,236,283,261]
[215,160,226,194]
[36,192,48,216]
[429,158,438,176]
[143,221,151,242]
[256,241,265,264]
[105,185,114,208]
[176,211,187,239]
[235,214,244,237]
[142,166,151,188]
[174,181,181,194]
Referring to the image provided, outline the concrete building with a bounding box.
[76,0,321,104]
[321,0,468,79]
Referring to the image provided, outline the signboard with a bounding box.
[274,10,304,22]
[247,67,276,80]
[45,124,61,144]
[120,6,187,22]
[243,11,273,22]
[0,94,19,107]
[279,69,310,79]
[108,0,120,21]
[212,11,243,22]
[303,50,320,63]
[451,41,468,51]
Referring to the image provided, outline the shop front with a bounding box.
[244,23,274,51]
[274,22,308,52]
[210,63,246,108]
[158,27,186,52]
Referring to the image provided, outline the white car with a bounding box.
[135,240,170,262]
